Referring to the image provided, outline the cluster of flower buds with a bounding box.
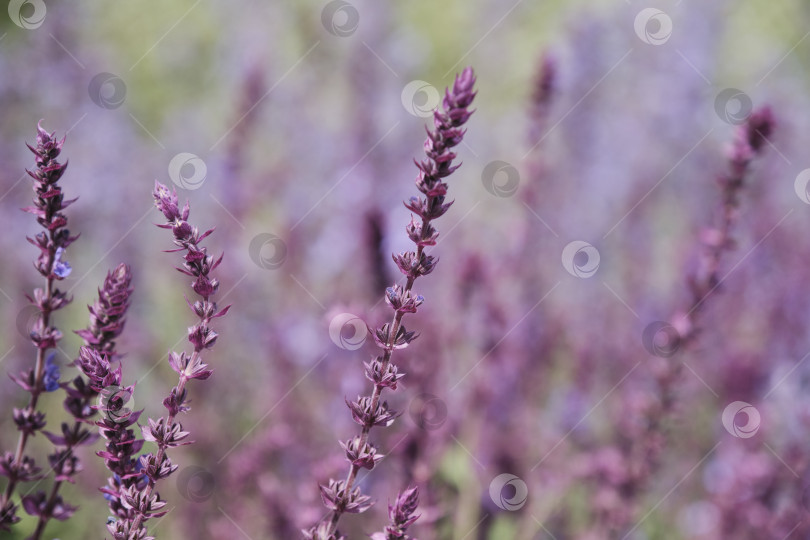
[385,286,425,314]
[310,67,476,540]
[371,486,420,540]
[346,396,398,428]
[373,323,419,350]
[0,123,79,532]
[392,250,436,280]
[74,346,146,533]
[365,357,405,390]
[319,479,373,515]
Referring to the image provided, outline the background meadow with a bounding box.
[1,0,810,538]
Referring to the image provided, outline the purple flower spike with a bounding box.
[33,263,136,539]
[1,123,78,535]
[309,67,476,539]
[117,182,227,538]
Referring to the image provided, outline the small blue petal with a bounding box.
[54,261,72,278]
[53,247,72,278]
[43,352,60,392]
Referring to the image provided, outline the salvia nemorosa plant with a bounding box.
[108,182,229,539]
[0,122,77,532]
[306,67,477,540]
[32,263,133,538]
[650,106,776,464]
[70,266,144,538]
[0,122,227,539]
[589,106,776,536]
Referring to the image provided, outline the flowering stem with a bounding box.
[118,183,227,539]
[127,349,196,536]
[602,107,776,535]
[1,123,76,531]
[33,263,133,538]
[329,263,418,533]
[311,68,476,540]
[31,478,62,539]
[2,287,50,509]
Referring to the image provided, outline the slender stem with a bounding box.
[1,238,55,514]
[31,479,62,539]
[128,331,206,537]
[327,247,422,535]
[32,423,93,540]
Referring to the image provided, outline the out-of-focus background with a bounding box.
[1,0,810,538]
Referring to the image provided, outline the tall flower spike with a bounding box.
[120,182,228,539]
[587,107,776,536]
[31,264,135,540]
[308,67,476,540]
[1,123,77,533]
